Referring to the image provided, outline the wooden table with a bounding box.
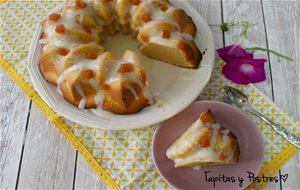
[1,0,299,189]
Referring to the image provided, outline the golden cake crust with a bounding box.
[39,0,201,114]
[102,81,150,114]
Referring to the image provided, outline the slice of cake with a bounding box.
[166,110,240,168]
[137,21,201,68]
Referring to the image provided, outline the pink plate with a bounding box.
[152,101,264,190]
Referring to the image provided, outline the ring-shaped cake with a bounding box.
[39,0,202,114]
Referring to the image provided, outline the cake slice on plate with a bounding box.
[166,110,240,168]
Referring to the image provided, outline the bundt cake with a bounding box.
[166,110,240,168]
[39,0,202,114]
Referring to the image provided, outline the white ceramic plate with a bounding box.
[28,0,215,130]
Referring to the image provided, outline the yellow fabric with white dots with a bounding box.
[0,1,299,189]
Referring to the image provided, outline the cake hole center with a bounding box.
[102,33,153,71]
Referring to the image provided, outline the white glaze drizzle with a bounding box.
[79,13,85,24]
[57,64,82,94]
[150,6,178,28]
[150,30,193,43]
[222,129,230,135]
[121,71,154,104]
[104,53,154,105]
[75,84,87,109]
[182,33,194,41]
[43,2,103,51]
[227,149,234,161]
[130,4,138,17]
[166,120,203,158]
[105,59,123,84]
[125,84,139,100]
[56,57,99,94]
[87,78,105,107]
[40,0,192,110]
[134,1,196,49]
[94,91,105,108]
[210,124,221,148]
[55,55,66,72]
[56,51,154,108]
[193,166,202,171]
[82,0,105,25]
[39,38,48,45]
[169,120,236,166]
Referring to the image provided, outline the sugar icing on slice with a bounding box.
[170,119,236,167]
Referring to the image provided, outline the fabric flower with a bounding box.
[217,45,267,85]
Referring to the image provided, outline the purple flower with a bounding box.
[217,45,253,62]
[217,45,267,85]
[222,58,267,85]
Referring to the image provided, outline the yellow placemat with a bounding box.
[0,1,299,189]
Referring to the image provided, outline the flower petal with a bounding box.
[243,59,267,83]
[222,60,250,85]
[217,45,253,63]
[222,58,267,85]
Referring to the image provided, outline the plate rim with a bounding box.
[151,100,265,189]
[27,1,215,130]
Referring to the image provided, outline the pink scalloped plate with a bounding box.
[152,101,264,190]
